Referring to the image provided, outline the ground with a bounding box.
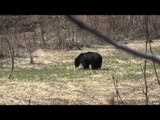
[0,40,160,105]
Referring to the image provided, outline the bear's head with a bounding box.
[74,53,84,68]
[75,58,80,67]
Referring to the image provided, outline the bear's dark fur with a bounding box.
[74,52,102,69]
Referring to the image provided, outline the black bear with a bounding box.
[74,52,102,69]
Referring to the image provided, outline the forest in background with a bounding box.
[1,15,160,59]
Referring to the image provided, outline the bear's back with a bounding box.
[85,52,102,58]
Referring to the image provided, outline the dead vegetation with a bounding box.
[0,41,160,105]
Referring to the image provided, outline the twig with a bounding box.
[112,76,124,104]
[148,41,160,85]
[140,64,149,105]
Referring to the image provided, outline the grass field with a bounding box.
[0,40,160,105]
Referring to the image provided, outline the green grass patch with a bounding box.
[0,63,108,81]
[0,46,160,81]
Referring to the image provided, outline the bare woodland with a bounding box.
[1,15,160,59]
[1,15,160,105]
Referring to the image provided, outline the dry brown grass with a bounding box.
[0,76,160,105]
[1,40,160,105]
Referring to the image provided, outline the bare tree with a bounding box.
[142,16,149,105]
[4,30,15,79]
[145,16,160,85]
[24,32,34,64]
[39,16,47,48]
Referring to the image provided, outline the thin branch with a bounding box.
[112,76,124,104]
[67,15,160,63]
[142,16,149,105]
[144,16,160,85]
[140,64,149,105]
[148,41,160,85]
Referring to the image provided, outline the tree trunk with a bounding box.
[24,33,34,64]
[5,34,15,79]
